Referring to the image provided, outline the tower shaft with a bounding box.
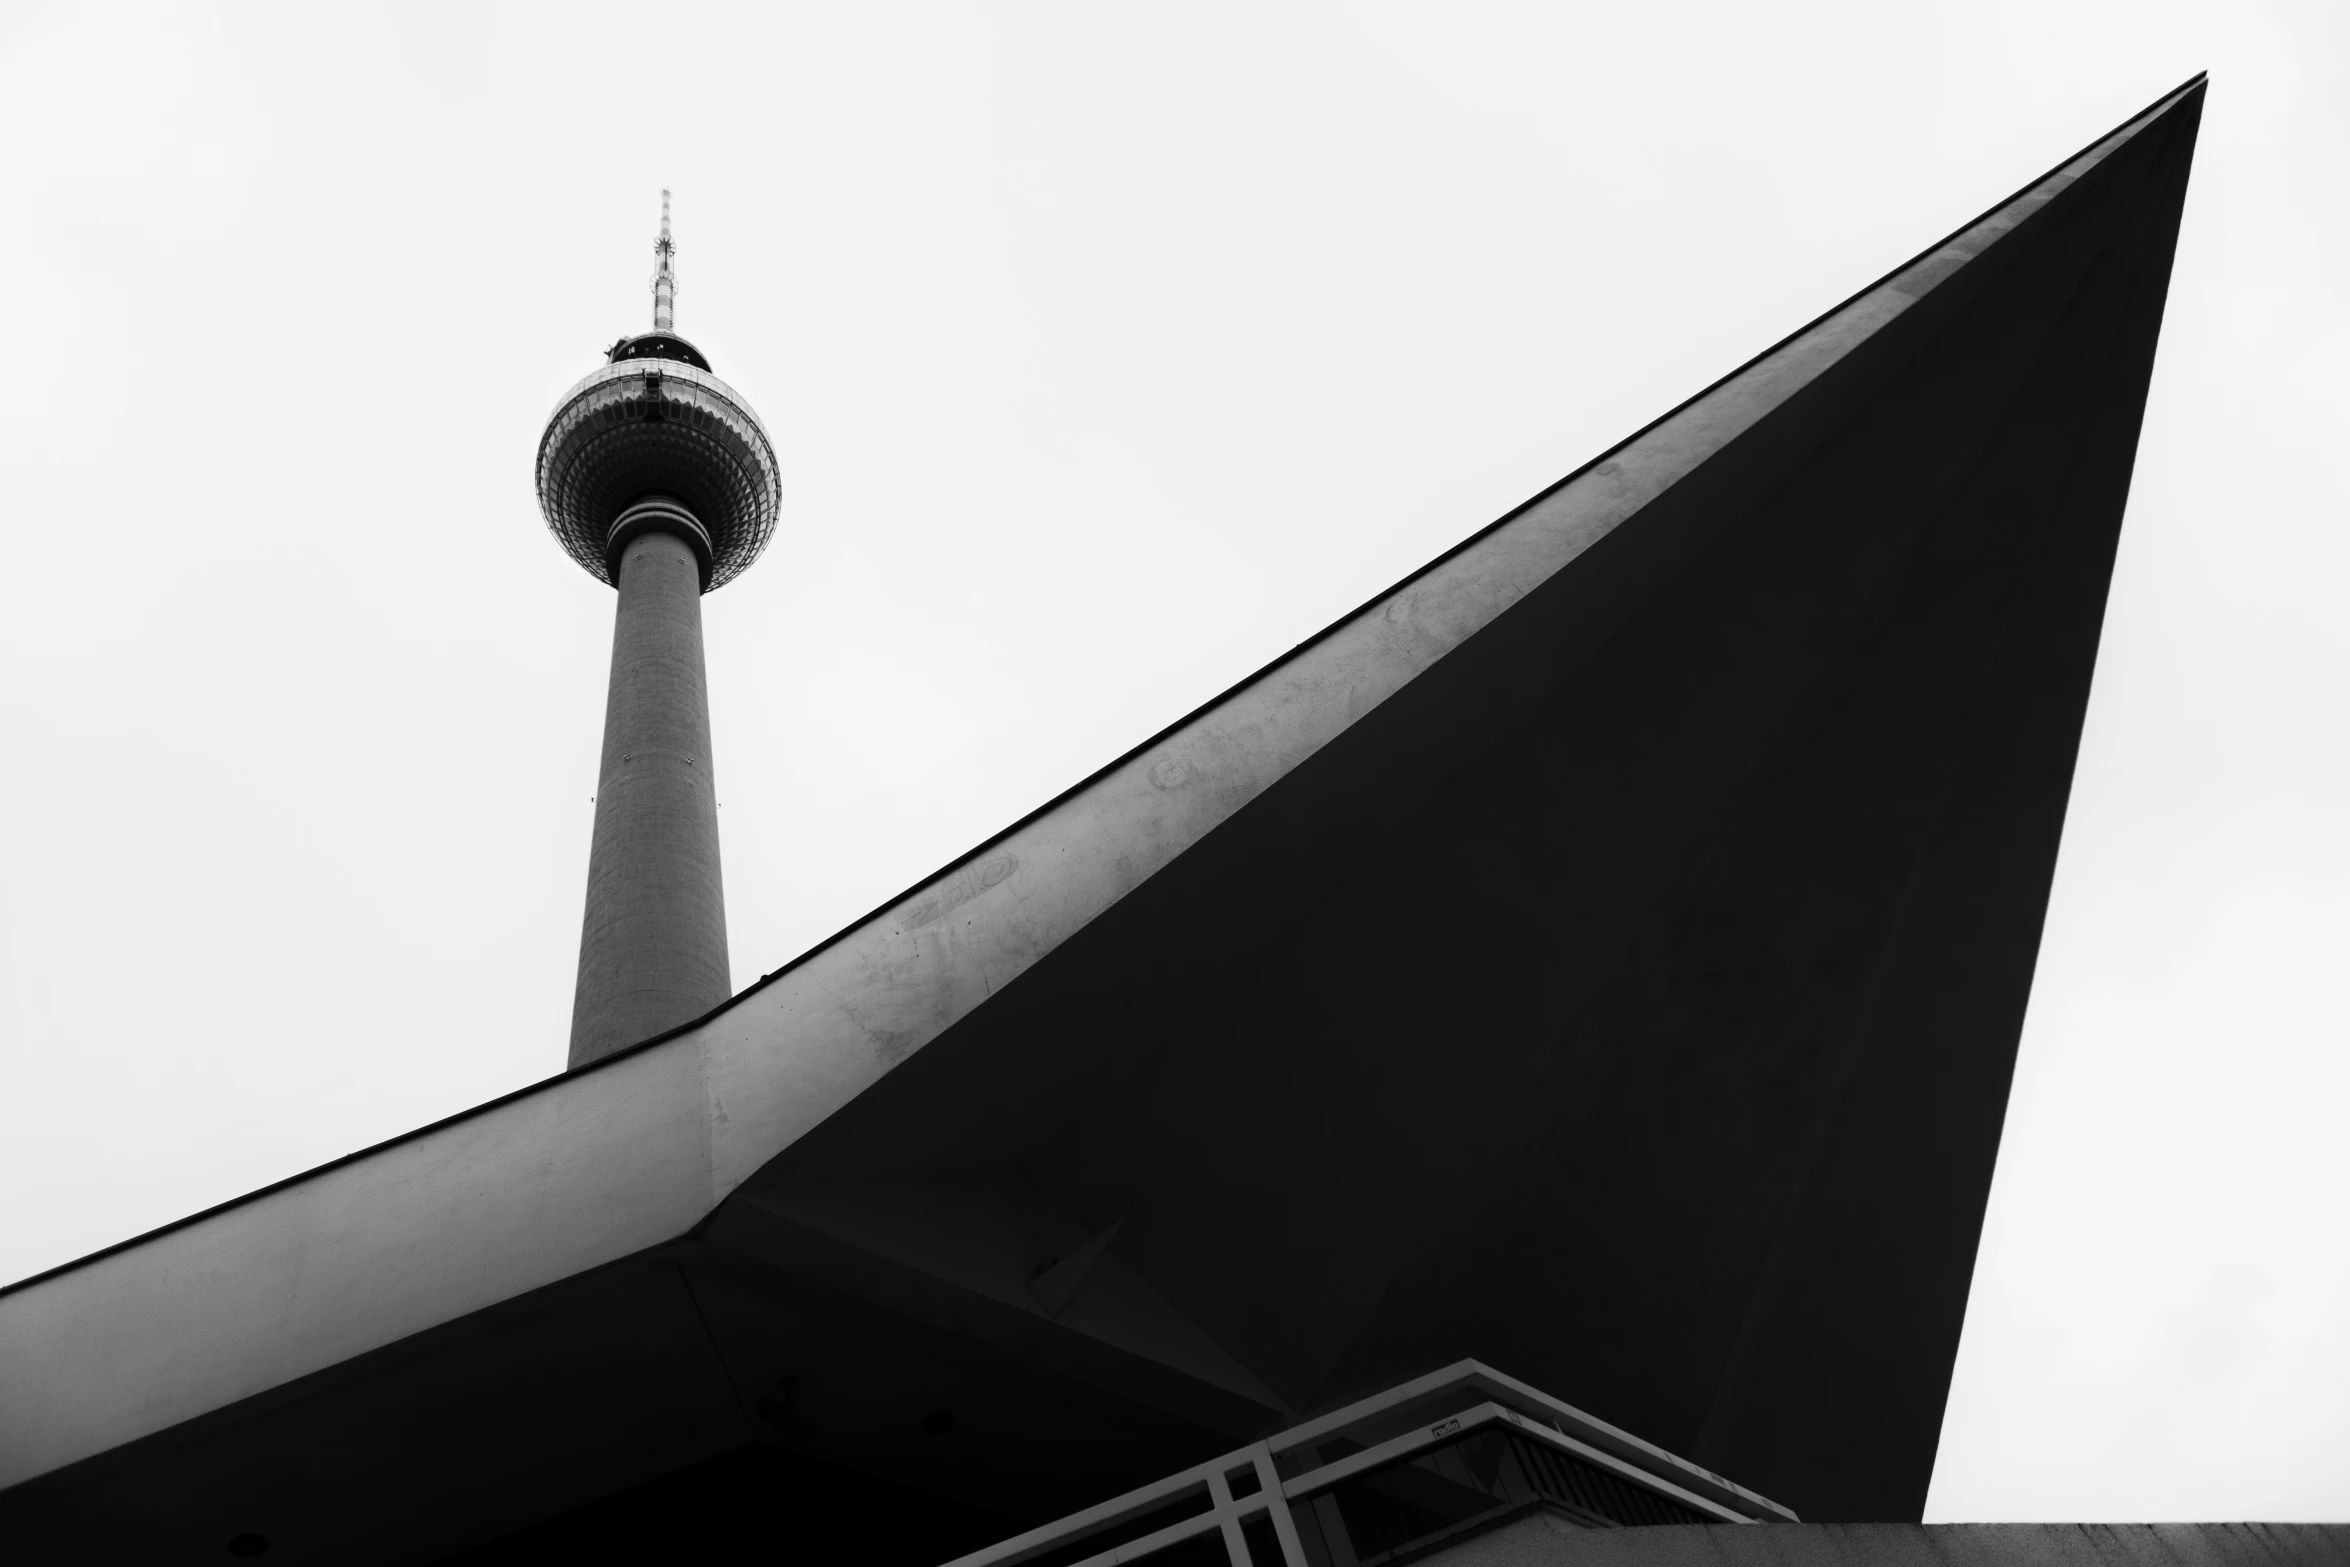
[568,525,730,1066]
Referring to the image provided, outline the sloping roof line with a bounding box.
[0,73,2205,1500]
[0,70,2204,1306]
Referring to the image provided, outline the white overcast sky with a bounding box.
[2,0,2344,1524]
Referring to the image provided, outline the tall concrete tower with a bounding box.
[536,193,780,1067]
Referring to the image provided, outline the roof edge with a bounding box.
[0,71,2208,1306]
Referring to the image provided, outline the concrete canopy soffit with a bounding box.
[736,74,2206,1521]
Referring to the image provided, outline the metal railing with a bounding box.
[939,1360,1795,1567]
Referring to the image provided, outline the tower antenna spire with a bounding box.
[652,188,677,332]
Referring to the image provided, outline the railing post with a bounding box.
[1249,1442,1311,1567]
[1206,1469,1252,1566]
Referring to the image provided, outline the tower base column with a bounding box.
[568,525,730,1066]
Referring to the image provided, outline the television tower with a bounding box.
[536,192,780,1067]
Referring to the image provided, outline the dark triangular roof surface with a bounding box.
[0,77,2205,1564]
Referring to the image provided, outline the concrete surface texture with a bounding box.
[568,525,731,1065]
[1423,1520,2350,1567]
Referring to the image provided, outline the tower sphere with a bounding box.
[533,207,779,591]
[535,335,780,591]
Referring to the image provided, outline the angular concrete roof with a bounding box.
[0,77,2205,1564]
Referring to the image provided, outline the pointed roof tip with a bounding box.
[2116,73,2206,141]
[2128,72,2208,147]
[2106,71,2208,133]
[2126,71,2206,124]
